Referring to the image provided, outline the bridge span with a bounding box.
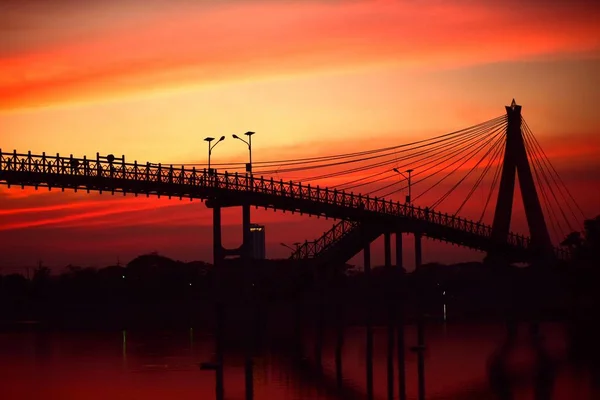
[0,149,566,262]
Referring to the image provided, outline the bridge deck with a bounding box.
[0,150,568,261]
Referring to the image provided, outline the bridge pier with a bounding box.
[384,231,391,268]
[395,232,403,270]
[209,200,252,265]
[414,232,422,269]
[212,206,224,265]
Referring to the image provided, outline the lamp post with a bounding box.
[232,131,255,173]
[393,168,413,204]
[204,136,225,173]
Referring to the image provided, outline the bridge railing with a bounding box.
[0,150,561,256]
[290,220,358,260]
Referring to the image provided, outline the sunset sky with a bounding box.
[1,0,599,272]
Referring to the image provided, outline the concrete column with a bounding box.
[364,242,371,273]
[242,203,251,259]
[213,206,223,266]
[384,231,391,268]
[396,232,403,270]
[415,232,422,269]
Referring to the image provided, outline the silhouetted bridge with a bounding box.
[0,149,566,263]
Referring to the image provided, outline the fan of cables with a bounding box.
[521,118,586,244]
[158,113,583,244]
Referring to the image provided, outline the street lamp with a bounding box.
[232,131,255,173]
[393,168,414,204]
[204,136,225,173]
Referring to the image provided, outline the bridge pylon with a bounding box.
[490,99,553,261]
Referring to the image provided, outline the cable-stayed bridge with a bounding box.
[0,100,584,266]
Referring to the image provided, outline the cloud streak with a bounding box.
[1,0,599,109]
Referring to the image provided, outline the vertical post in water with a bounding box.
[315,273,324,371]
[244,263,254,400]
[397,289,407,400]
[364,242,374,400]
[415,266,426,400]
[335,298,344,389]
[294,293,303,360]
[215,301,225,400]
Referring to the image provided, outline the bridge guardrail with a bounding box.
[290,220,359,260]
[0,150,569,260]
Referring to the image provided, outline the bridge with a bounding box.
[0,100,579,267]
[0,100,586,400]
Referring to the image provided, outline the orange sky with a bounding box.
[1,0,599,271]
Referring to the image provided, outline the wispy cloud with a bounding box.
[1,0,599,109]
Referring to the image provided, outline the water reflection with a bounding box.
[0,322,597,400]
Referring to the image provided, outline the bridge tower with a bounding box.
[490,99,553,259]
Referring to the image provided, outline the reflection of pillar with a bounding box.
[213,206,223,266]
[387,297,394,400]
[384,231,391,268]
[397,297,407,400]
[242,203,251,259]
[416,271,426,400]
[215,302,225,400]
[315,288,324,370]
[415,232,422,269]
[243,260,255,400]
[335,301,344,389]
[396,232,403,270]
[364,242,373,400]
[416,315,426,400]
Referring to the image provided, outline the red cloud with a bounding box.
[1,1,599,109]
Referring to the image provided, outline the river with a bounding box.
[0,321,597,399]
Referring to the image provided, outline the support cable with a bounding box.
[522,119,586,221]
[431,130,506,209]
[408,123,507,202]
[339,123,497,192]
[454,133,506,216]
[254,116,507,177]
[478,142,505,223]
[372,121,508,197]
[522,128,573,237]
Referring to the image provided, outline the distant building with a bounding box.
[249,224,266,259]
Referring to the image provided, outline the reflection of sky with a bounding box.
[0,0,599,267]
[0,322,592,399]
